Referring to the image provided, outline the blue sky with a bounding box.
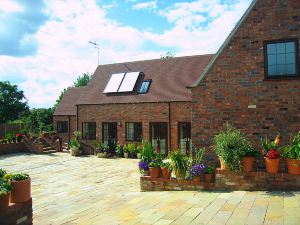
[0,0,252,108]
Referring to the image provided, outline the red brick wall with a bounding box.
[53,115,77,143]
[78,102,191,153]
[0,143,28,155]
[192,0,300,150]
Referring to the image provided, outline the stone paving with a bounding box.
[1,152,300,225]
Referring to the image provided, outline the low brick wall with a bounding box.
[0,143,28,155]
[140,176,214,191]
[0,198,33,225]
[215,169,300,191]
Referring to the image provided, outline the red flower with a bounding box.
[267,149,280,159]
[16,134,24,137]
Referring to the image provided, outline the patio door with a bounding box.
[102,122,117,151]
[178,122,191,155]
[150,122,168,155]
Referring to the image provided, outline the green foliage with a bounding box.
[115,143,123,155]
[93,141,109,153]
[141,140,154,163]
[281,132,300,160]
[261,134,280,151]
[11,173,30,181]
[148,161,161,168]
[214,124,251,172]
[194,147,206,164]
[21,108,54,133]
[0,168,7,178]
[0,179,12,195]
[170,150,190,180]
[74,73,92,87]
[0,81,29,123]
[204,166,215,174]
[69,139,79,149]
[160,52,175,59]
[240,146,260,158]
[160,162,172,170]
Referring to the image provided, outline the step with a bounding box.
[42,150,57,154]
[43,146,54,151]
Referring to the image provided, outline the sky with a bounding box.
[0,0,252,108]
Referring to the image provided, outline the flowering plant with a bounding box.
[190,164,206,177]
[148,160,161,168]
[266,149,280,159]
[138,160,149,171]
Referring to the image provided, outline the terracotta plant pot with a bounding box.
[204,174,213,183]
[0,193,10,212]
[10,178,31,203]
[265,158,280,174]
[161,167,172,179]
[286,158,300,175]
[149,167,161,179]
[220,158,229,170]
[124,152,129,158]
[242,157,255,172]
[193,176,200,183]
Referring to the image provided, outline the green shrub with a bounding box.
[0,179,12,196]
[281,132,300,160]
[214,124,251,171]
[194,147,206,164]
[0,168,7,178]
[141,140,154,163]
[170,150,190,180]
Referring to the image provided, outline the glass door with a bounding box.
[150,122,168,155]
[178,122,191,155]
[102,122,117,153]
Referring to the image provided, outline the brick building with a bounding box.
[54,55,212,154]
[191,0,300,148]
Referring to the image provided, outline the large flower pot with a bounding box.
[265,158,280,174]
[97,152,107,158]
[242,157,255,172]
[0,193,10,212]
[149,167,161,179]
[204,174,213,183]
[10,178,31,203]
[124,152,129,158]
[220,158,229,170]
[137,153,142,159]
[286,158,300,175]
[161,167,172,179]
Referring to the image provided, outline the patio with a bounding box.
[1,153,300,225]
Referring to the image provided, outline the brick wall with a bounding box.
[192,0,300,152]
[53,115,77,143]
[77,102,191,153]
[0,143,28,155]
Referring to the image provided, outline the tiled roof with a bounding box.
[77,54,213,105]
[53,87,85,116]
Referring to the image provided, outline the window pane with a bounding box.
[268,65,277,76]
[276,54,286,64]
[286,42,295,53]
[287,64,296,75]
[126,123,134,140]
[277,65,286,75]
[286,53,296,64]
[268,54,276,65]
[267,44,276,54]
[134,123,142,141]
[276,43,286,53]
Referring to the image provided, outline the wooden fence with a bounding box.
[0,123,31,138]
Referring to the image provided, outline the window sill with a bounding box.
[264,75,300,81]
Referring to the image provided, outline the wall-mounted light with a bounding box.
[118,122,122,127]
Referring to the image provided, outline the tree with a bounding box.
[74,73,92,87]
[22,108,54,132]
[0,81,29,123]
[160,52,175,59]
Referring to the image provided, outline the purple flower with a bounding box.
[138,161,149,171]
[190,164,206,177]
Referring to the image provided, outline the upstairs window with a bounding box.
[139,80,151,94]
[264,39,299,78]
[126,122,142,141]
[57,121,68,133]
[82,122,96,140]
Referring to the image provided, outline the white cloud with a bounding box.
[132,1,157,10]
[0,0,24,13]
[0,0,252,108]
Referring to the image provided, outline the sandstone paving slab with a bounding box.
[1,153,300,225]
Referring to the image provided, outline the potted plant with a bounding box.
[240,146,260,172]
[160,160,172,179]
[69,138,81,156]
[138,160,149,176]
[141,140,154,163]
[204,166,215,183]
[115,142,123,157]
[148,160,161,179]
[190,163,205,183]
[128,143,136,158]
[170,150,190,180]
[95,143,109,158]
[262,135,281,174]
[0,179,12,212]
[136,145,142,159]
[123,144,129,158]
[4,173,31,203]
[214,124,250,171]
[281,132,300,175]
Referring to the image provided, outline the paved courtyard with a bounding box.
[1,153,300,225]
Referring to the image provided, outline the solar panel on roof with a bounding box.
[103,73,125,93]
[118,72,140,92]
